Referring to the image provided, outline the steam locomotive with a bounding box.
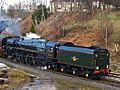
[0,35,110,79]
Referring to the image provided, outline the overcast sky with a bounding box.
[4,0,50,9]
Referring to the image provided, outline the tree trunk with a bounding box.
[70,1,72,11]
[105,24,108,46]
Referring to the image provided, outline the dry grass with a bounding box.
[36,12,94,40]
[0,68,29,90]
[51,76,101,90]
[20,14,33,35]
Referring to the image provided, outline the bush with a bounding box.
[111,65,118,71]
[29,23,36,33]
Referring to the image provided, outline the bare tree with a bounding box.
[30,0,41,11]
[99,13,114,46]
[0,0,6,12]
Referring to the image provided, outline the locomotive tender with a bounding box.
[0,35,110,79]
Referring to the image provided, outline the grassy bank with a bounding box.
[0,68,29,90]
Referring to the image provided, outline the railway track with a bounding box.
[0,58,120,90]
[103,72,120,87]
[108,72,120,78]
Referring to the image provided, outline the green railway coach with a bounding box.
[58,46,110,70]
[56,45,110,78]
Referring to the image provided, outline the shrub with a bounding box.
[29,23,36,33]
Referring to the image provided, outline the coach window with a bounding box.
[50,47,53,52]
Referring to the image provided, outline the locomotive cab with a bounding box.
[46,41,74,60]
[46,41,62,61]
[46,41,74,70]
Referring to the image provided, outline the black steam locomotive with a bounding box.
[0,35,110,79]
